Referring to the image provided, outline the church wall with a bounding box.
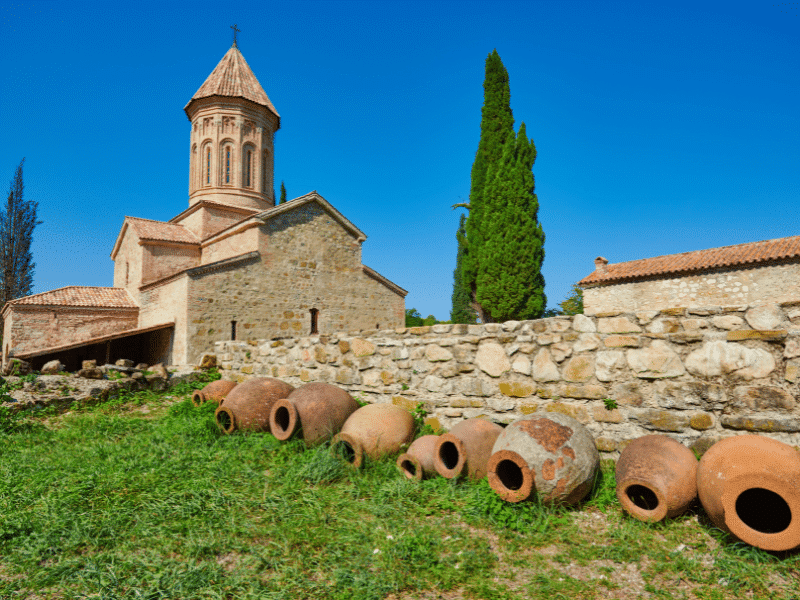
[3,306,139,359]
[138,276,189,365]
[142,243,200,285]
[183,203,404,365]
[112,229,144,301]
[584,263,800,315]
[173,204,254,241]
[201,224,259,265]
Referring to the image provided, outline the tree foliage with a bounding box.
[462,51,546,322]
[1,159,40,308]
[279,181,287,204]
[559,284,584,315]
[450,213,476,323]
[405,308,424,327]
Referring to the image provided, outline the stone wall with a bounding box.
[584,262,800,314]
[214,302,800,456]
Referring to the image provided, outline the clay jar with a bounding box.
[397,435,440,481]
[615,434,698,522]
[269,382,359,446]
[486,413,599,505]
[434,418,503,480]
[697,435,800,551]
[214,377,294,434]
[192,380,237,407]
[331,403,416,468]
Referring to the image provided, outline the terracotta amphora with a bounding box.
[214,377,294,434]
[269,382,359,446]
[697,435,800,551]
[397,435,440,481]
[434,418,503,481]
[486,413,599,505]
[615,434,697,522]
[331,403,416,468]
[192,380,237,407]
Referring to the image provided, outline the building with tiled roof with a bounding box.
[578,236,800,314]
[2,40,406,369]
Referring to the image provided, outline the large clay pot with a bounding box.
[192,380,237,406]
[397,435,439,481]
[615,434,698,522]
[331,403,415,467]
[434,418,503,480]
[214,377,294,434]
[697,435,800,551]
[486,413,599,505]
[269,382,359,446]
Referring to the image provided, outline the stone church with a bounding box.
[2,43,406,370]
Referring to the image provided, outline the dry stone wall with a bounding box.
[214,302,800,456]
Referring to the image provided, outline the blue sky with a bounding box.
[1,1,798,320]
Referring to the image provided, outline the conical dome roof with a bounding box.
[185,46,279,120]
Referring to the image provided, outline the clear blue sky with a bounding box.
[1,1,798,320]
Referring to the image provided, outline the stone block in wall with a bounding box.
[532,348,560,382]
[667,332,705,344]
[519,401,539,415]
[652,381,727,410]
[537,333,561,345]
[598,317,642,334]
[563,355,594,382]
[475,342,511,377]
[453,376,492,397]
[785,337,800,358]
[592,406,624,423]
[688,307,722,316]
[689,412,715,430]
[543,402,589,423]
[425,344,453,362]
[352,338,377,357]
[685,340,775,380]
[561,384,606,399]
[604,335,641,348]
[574,333,601,353]
[635,311,659,324]
[712,315,745,330]
[550,319,572,333]
[745,304,784,331]
[732,385,795,411]
[646,318,681,334]
[550,343,572,363]
[487,396,517,412]
[727,330,787,342]
[660,308,686,316]
[681,319,709,331]
[392,395,418,411]
[423,375,448,393]
[595,437,617,452]
[595,351,626,382]
[572,314,596,332]
[626,341,685,379]
[450,397,484,408]
[786,360,800,383]
[498,381,536,397]
[721,415,800,433]
[511,354,531,375]
[630,408,689,432]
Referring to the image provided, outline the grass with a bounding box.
[0,387,798,599]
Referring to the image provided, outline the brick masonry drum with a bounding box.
[331,403,415,468]
[214,377,295,434]
[697,435,800,551]
[396,435,440,481]
[486,413,599,505]
[269,382,359,446]
[615,434,698,522]
[434,418,503,481]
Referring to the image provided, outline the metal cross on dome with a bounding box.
[231,24,241,47]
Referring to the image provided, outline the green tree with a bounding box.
[450,213,476,323]
[462,50,545,322]
[1,159,40,308]
[559,284,584,315]
[279,181,287,204]
[422,314,437,326]
[405,308,424,327]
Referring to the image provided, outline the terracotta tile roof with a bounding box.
[8,286,138,308]
[187,46,279,118]
[579,235,800,286]
[126,217,199,245]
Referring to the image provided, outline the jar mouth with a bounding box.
[616,480,669,522]
[215,406,235,434]
[433,434,467,479]
[486,450,535,503]
[269,399,298,441]
[734,487,791,535]
[331,433,365,468]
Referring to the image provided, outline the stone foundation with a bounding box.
[214,302,800,456]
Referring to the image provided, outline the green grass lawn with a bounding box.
[1,383,798,599]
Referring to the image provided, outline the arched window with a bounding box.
[245,148,252,187]
[204,145,212,185]
[225,146,232,184]
[191,144,197,192]
[309,309,319,334]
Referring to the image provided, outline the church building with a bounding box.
[2,42,406,370]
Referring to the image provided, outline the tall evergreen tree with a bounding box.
[450,213,476,323]
[462,51,546,322]
[0,159,41,308]
[279,181,287,204]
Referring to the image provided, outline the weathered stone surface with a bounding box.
[537,333,561,346]
[712,315,745,330]
[635,311,659,325]
[646,318,680,334]
[432,324,452,334]
[425,345,453,362]
[409,326,432,336]
[690,435,722,457]
[475,342,511,377]
[40,360,65,375]
[727,329,786,342]
[595,437,617,452]
[660,307,686,316]
[149,363,169,379]
[544,402,589,423]
[563,355,594,382]
[549,342,572,363]
[745,304,784,331]
[550,319,572,333]
[681,319,708,331]
[626,341,685,379]
[604,335,640,348]
[574,333,601,353]
[511,354,531,375]
[685,340,775,380]
[784,337,800,358]
[595,351,625,382]
[631,409,689,432]
[351,338,377,357]
[611,382,644,406]
[652,381,727,410]
[572,314,596,332]
[668,332,704,344]
[561,384,606,399]
[689,413,714,430]
[392,395,417,411]
[115,359,135,368]
[78,367,104,380]
[733,385,795,411]
[502,320,521,332]
[450,397,484,408]
[487,395,517,411]
[82,360,97,370]
[721,415,800,433]
[592,406,623,423]
[598,317,642,334]
[498,381,535,397]
[786,359,800,383]
[423,375,446,392]
[532,348,560,382]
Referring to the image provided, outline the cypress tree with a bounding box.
[474,123,546,321]
[450,213,476,323]
[279,181,287,204]
[462,50,517,322]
